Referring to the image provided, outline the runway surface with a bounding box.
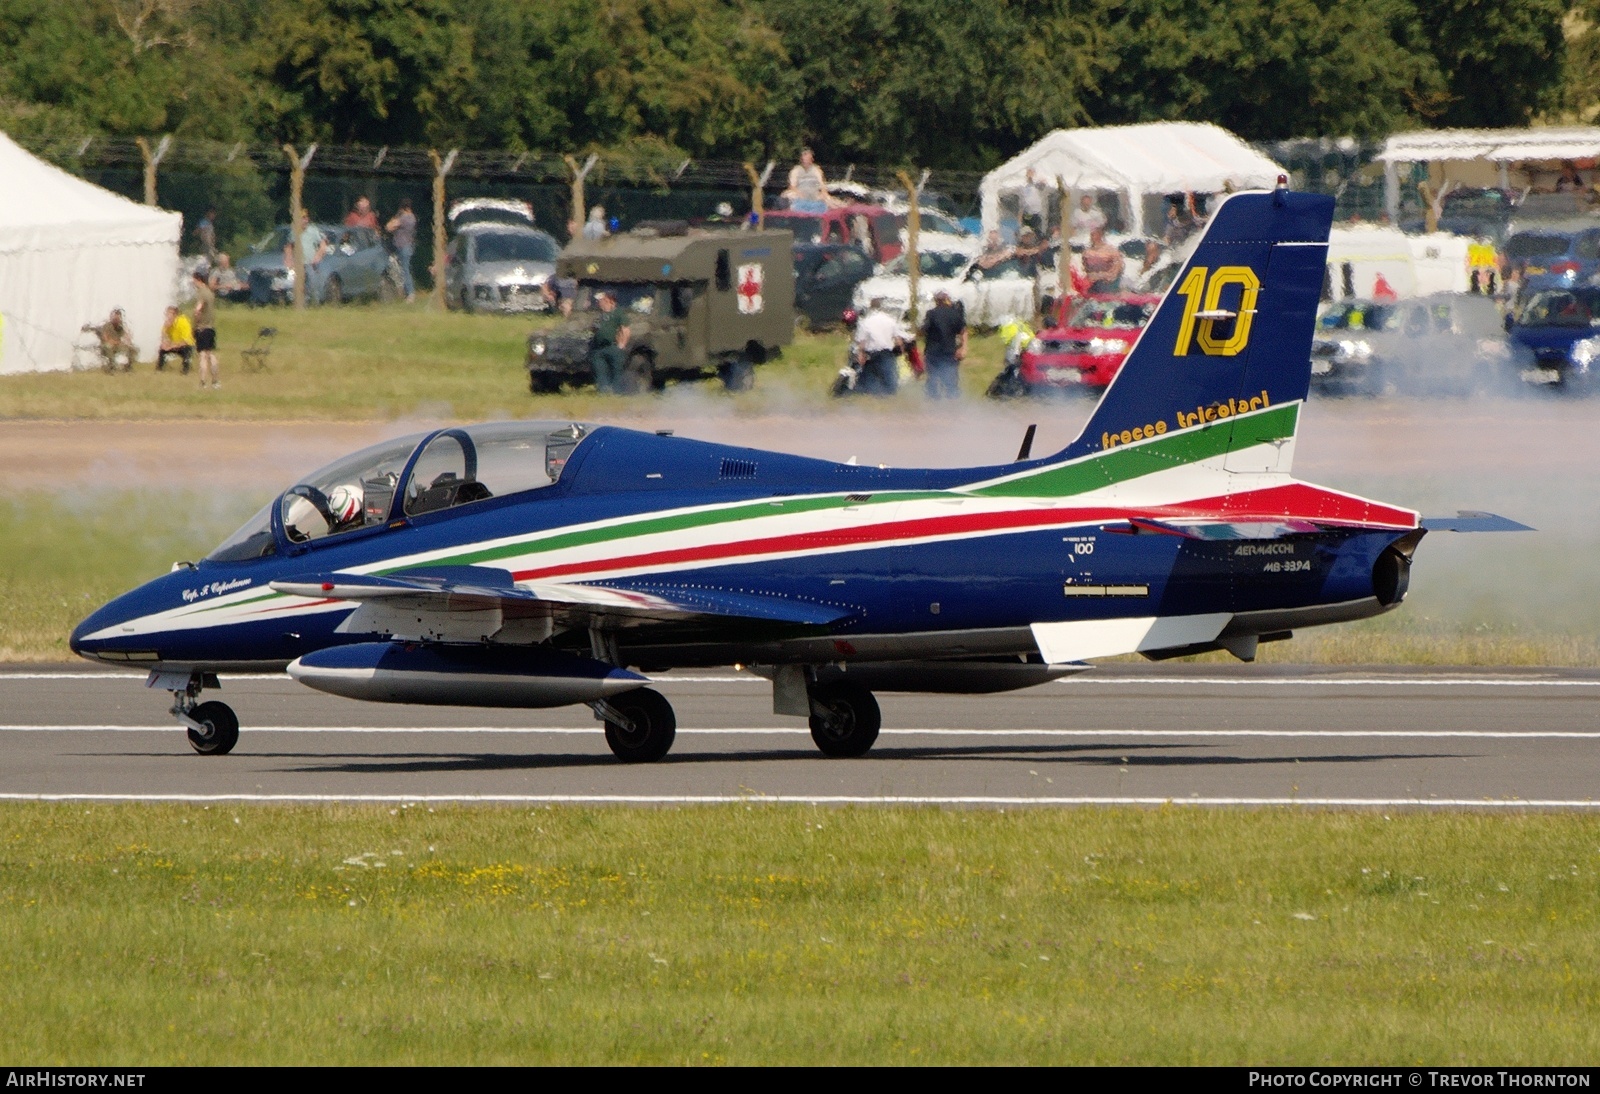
[4,663,1600,807]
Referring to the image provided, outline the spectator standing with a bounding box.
[191,269,219,389]
[583,205,609,241]
[852,297,904,396]
[158,305,194,373]
[194,207,218,263]
[1082,227,1124,294]
[588,290,630,393]
[386,198,418,302]
[785,149,829,213]
[921,289,967,400]
[345,196,379,230]
[1018,169,1047,237]
[284,211,328,298]
[1069,194,1107,241]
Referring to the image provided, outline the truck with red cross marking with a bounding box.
[526,223,795,394]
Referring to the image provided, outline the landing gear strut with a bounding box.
[591,688,676,763]
[150,669,239,755]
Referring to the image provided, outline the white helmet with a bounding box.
[326,483,364,527]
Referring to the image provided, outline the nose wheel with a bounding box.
[186,701,240,755]
[149,669,240,756]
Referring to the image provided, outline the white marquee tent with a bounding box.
[0,131,181,373]
[979,122,1285,237]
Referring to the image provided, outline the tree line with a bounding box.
[0,0,1586,172]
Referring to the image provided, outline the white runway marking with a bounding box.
[0,792,1593,808]
[6,672,1600,688]
[2,724,1599,739]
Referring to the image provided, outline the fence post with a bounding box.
[563,153,597,240]
[429,149,458,310]
[283,143,317,310]
[896,170,921,325]
[134,135,170,206]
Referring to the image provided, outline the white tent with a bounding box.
[1377,126,1600,220]
[979,122,1285,237]
[0,131,182,373]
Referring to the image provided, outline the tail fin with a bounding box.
[1057,189,1332,468]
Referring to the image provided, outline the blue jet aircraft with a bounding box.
[73,185,1525,761]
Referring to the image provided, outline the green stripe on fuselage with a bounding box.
[970,402,1299,499]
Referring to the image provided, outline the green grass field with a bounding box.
[0,302,1008,421]
[2,804,1596,1064]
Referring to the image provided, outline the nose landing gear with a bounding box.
[149,669,239,755]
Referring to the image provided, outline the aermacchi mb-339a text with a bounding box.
[73,185,1525,761]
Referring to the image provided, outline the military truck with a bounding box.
[525,224,795,394]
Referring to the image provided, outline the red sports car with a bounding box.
[989,294,1160,397]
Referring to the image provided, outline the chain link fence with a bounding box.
[16,134,1399,298]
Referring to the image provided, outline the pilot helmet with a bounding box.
[326,483,365,527]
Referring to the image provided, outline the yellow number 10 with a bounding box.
[1172,265,1261,357]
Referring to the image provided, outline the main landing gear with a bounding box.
[590,688,677,763]
[807,680,881,757]
[151,669,239,755]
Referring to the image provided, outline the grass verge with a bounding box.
[2,804,1597,1064]
[0,303,1008,421]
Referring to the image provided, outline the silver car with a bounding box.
[445,225,561,313]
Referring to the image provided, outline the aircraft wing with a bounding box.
[270,565,851,639]
[1109,517,1371,540]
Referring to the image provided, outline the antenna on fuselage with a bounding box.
[1015,424,1037,462]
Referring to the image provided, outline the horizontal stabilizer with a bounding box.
[1110,517,1325,540]
[1420,511,1534,533]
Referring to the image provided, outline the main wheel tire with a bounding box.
[808,681,881,757]
[602,688,677,763]
[986,368,1027,400]
[324,276,344,306]
[528,371,562,395]
[186,701,239,756]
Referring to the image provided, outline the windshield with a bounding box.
[885,251,971,278]
[249,227,291,255]
[769,216,820,243]
[575,282,658,315]
[1068,299,1155,329]
[1520,288,1600,328]
[206,501,277,563]
[1506,233,1572,259]
[474,232,558,264]
[404,422,588,517]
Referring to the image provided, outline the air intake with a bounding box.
[719,459,758,479]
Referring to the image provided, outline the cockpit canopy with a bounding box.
[206,422,590,562]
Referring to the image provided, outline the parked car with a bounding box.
[1506,285,1600,391]
[235,223,402,305]
[764,204,904,264]
[1311,294,1510,396]
[988,294,1159,398]
[1401,187,1520,242]
[793,242,876,329]
[1501,228,1600,289]
[851,246,1045,328]
[448,197,536,232]
[445,224,562,313]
